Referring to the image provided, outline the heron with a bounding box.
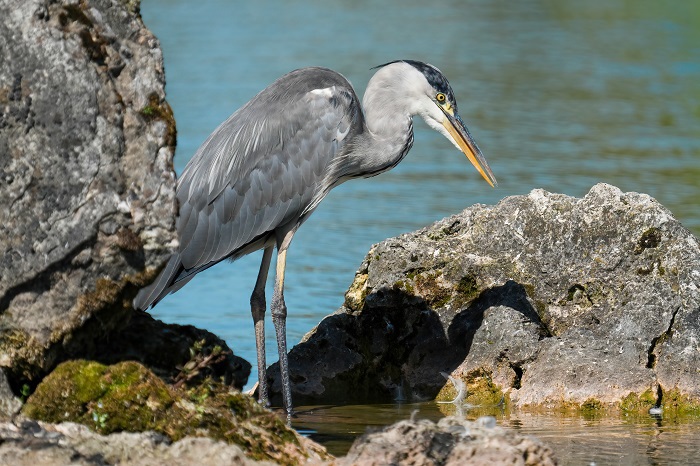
[134,60,497,419]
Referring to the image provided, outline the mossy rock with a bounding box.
[620,389,658,414]
[139,93,177,149]
[661,388,700,417]
[23,360,326,465]
[409,271,452,308]
[435,369,506,407]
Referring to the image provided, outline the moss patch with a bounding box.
[581,397,603,411]
[620,389,657,414]
[435,369,506,407]
[119,0,141,16]
[23,360,173,432]
[140,93,177,149]
[344,273,369,312]
[392,279,414,295]
[453,274,480,307]
[115,227,143,252]
[23,360,325,465]
[413,271,451,308]
[662,388,700,417]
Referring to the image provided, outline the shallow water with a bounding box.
[140,0,700,462]
[293,403,700,464]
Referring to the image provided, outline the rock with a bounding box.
[0,0,177,389]
[21,359,328,465]
[0,416,556,466]
[0,369,21,420]
[0,419,278,466]
[92,309,251,389]
[340,415,557,466]
[271,184,700,412]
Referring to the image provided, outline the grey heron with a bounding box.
[134,60,496,419]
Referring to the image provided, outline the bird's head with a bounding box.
[372,60,497,187]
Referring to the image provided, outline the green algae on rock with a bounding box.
[23,360,327,465]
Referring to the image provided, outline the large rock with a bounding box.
[92,309,250,388]
[271,184,700,411]
[0,0,178,389]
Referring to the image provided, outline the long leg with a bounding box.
[271,232,295,420]
[251,246,274,406]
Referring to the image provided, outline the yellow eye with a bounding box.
[436,93,446,103]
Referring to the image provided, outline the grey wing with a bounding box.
[175,68,360,271]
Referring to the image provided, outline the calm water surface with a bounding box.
[295,402,700,465]
[141,0,699,462]
[294,402,700,464]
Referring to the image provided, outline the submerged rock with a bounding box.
[271,184,700,412]
[0,0,179,389]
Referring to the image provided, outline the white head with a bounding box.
[364,60,497,187]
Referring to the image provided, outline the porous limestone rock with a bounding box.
[271,184,700,412]
[340,415,557,466]
[0,0,177,388]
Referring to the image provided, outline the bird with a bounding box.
[134,59,497,420]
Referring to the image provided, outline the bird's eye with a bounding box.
[436,93,446,103]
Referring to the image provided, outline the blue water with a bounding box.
[140,0,700,395]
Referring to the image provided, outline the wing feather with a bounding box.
[200,204,221,265]
[175,67,361,272]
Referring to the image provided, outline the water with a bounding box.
[140,0,700,462]
[293,403,700,464]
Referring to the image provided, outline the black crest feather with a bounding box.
[372,59,456,108]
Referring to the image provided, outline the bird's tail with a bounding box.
[133,253,188,311]
[134,251,228,311]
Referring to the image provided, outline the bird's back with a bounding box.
[134,67,362,309]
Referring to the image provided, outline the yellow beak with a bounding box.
[442,112,497,188]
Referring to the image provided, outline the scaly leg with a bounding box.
[271,244,293,421]
[251,246,273,406]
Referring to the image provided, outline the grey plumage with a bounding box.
[137,68,361,306]
[134,60,496,419]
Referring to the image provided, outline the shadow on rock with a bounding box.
[267,278,548,406]
[449,279,550,349]
[91,310,251,390]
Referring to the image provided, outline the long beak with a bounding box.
[442,112,497,187]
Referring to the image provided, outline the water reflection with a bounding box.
[294,402,700,464]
